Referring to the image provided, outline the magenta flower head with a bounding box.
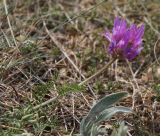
[104,17,145,61]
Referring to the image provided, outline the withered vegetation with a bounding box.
[0,0,160,135]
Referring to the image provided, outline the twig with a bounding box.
[43,21,96,97]
[63,104,80,124]
[70,93,76,135]
[126,60,140,109]
[3,0,19,49]
[114,59,118,81]
[0,124,22,130]
[33,58,115,110]
[61,108,68,131]
[1,28,12,47]
[0,101,13,108]
[51,0,107,32]
[144,17,160,37]
[153,38,160,65]
[32,0,116,110]
[43,21,96,104]
[126,60,140,90]
[79,58,116,86]
[33,95,58,110]
[134,60,145,77]
[151,100,157,135]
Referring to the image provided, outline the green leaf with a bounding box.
[80,92,129,136]
[80,117,88,135]
[83,92,128,129]
[90,124,99,136]
[88,92,128,116]
[94,106,132,124]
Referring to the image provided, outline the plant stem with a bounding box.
[33,95,59,110]
[79,58,116,86]
[33,58,116,110]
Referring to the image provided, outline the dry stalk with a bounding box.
[61,107,68,131]
[126,59,140,109]
[3,0,19,50]
[79,58,116,86]
[33,57,115,110]
[153,38,160,65]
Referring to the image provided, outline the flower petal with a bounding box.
[104,31,112,42]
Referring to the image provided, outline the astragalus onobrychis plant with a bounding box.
[80,92,131,136]
[79,17,145,136]
[105,17,144,61]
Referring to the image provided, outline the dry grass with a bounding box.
[0,0,160,135]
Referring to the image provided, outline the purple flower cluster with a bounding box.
[104,17,145,60]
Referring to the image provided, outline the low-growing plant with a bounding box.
[80,92,132,136]
[58,83,84,96]
[111,122,128,136]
